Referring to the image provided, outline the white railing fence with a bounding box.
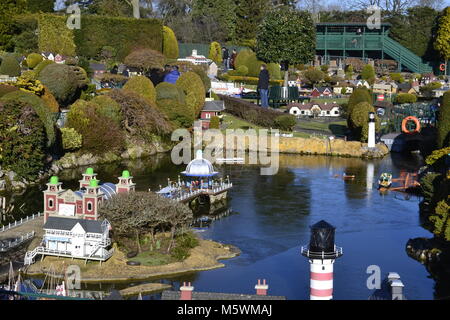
[0,212,43,233]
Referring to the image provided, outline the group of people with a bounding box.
[221,47,238,72]
[148,65,181,86]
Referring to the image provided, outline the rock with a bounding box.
[126,251,138,258]
[126,261,141,266]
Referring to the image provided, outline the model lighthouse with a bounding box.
[301,220,343,300]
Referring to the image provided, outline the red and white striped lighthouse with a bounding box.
[301,220,343,300]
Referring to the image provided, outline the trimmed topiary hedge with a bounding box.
[90,95,123,125]
[1,90,56,148]
[395,93,417,104]
[163,26,179,59]
[123,76,156,104]
[26,53,43,69]
[0,84,18,98]
[156,82,186,103]
[209,41,222,64]
[38,14,76,56]
[0,55,21,77]
[34,59,54,77]
[176,71,206,117]
[73,16,163,60]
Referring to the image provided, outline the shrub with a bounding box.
[235,49,254,71]
[108,89,172,140]
[274,115,297,131]
[171,232,200,261]
[303,68,325,86]
[390,73,404,83]
[156,83,192,128]
[210,116,220,129]
[123,76,156,104]
[429,200,450,241]
[163,26,179,59]
[347,87,373,119]
[176,71,206,117]
[219,94,285,127]
[38,14,76,56]
[267,63,282,80]
[361,64,376,84]
[90,95,122,124]
[124,48,165,73]
[13,73,45,96]
[61,127,82,151]
[438,91,450,148]
[208,41,222,64]
[425,147,450,167]
[0,100,46,180]
[395,93,417,104]
[420,172,441,202]
[0,55,21,77]
[0,84,18,98]
[38,63,84,106]
[33,59,54,77]
[236,65,248,76]
[41,85,59,113]
[26,53,43,69]
[1,90,55,148]
[234,50,264,77]
[66,99,94,134]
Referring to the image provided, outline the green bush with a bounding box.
[33,59,54,77]
[38,63,84,106]
[123,76,156,104]
[0,55,21,77]
[171,232,199,261]
[235,50,263,77]
[73,16,163,61]
[234,49,254,70]
[438,91,450,148]
[163,26,179,59]
[429,200,450,241]
[420,172,442,203]
[0,100,46,180]
[347,87,373,120]
[156,82,185,103]
[267,63,282,80]
[208,41,222,64]
[38,14,76,56]
[236,65,248,76]
[210,116,220,129]
[425,147,450,167]
[61,127,82,151]
[156,98,193,128]
[90,95,122,125]
[41,85,60,113]
[390,73,404,83]
[26,53,43,69]
[1,90,55,148]
[361,64,376,84]
[395,93,417,104]
[274,115,297,131]
[176,71,205,117]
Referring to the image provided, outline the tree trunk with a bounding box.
[167,226,175,253]
[136,230,141,253]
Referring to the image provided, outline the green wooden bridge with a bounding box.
[180,22,436,74]
[316,23,433,74]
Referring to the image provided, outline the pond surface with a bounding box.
[3,152,438,300]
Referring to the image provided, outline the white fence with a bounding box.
[0,212,43,233]
[0,231,35,252]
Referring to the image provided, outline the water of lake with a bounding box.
[4,152,437,300]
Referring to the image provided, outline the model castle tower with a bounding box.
[116,170,136,193]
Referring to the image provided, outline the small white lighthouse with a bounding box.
[301,220,343,300]
[368,112,376,148]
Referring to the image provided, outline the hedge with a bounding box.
[176,71,206,117]
[218,94,287,128]
[220,74,284,86]
[395,93,417,104]
[438,91,450,148]
[123,76,156,104]
[73,16,163,60]
[156,82,186,103]
[26,53,43,69]
[163,26,179,59]
[34,59,54,77]
[209,41,222,64]
[1,90,56,148]
[0,55,21,77]
[0,84,18,98]
[38,14,76,56]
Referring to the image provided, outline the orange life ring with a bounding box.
[440,64,446,72]
[402,116,421,134]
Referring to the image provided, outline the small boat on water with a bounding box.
[378,173,393,189]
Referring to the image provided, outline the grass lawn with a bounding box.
[310,97,349,104]
[222,113,262,130]
[296,119,348,136]
[129,250,177,267]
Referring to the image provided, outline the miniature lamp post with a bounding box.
[301,220,343,300]
[368,112,376,148]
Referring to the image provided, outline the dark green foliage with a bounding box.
[303,68,325,86]
[420,172,442,203]
[430,200,450,241]
[73,16,163,61]
[1,90,55,148]
[395,93,417,104]
[0,100,46,180]
[348,101,380,142]
[234,0,269,41]
[219,94,287,128]
[390,73,404,83]
[361,64,375,85]
[0,55,21,77]
[425,147,450,168]
[0,0,28,50]
[437,91,450,148]
[26,0,54,12]
[176,71,206,116]
[171,232,200,261]
[90,95,123,125]
[156,82,185,103]
[11,14,39,54]
[38,14,76,56]
[38,63,85,106]
[256,7,316,65]
[347,87,373,118]
[107,89,173,140]
[156,82,192,128]
[33,59,54,77]
[274,114,297,131]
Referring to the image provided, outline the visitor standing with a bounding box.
[230,49,238,70]
[257,64,270,108]
[222,47,230,72]
[164,65,181,84]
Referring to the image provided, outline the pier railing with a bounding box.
[0,231,35,252]
[300,245,344,259]
[0,212,43,233]
[171,183,233,202]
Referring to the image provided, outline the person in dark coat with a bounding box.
[222,47,230,72]
[257,64,270,108]
[230,49,238,70]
